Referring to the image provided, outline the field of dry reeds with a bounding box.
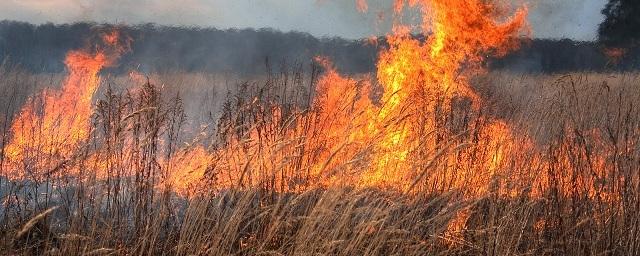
[0,59,639,255]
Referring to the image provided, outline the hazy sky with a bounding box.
[0,0,607,41]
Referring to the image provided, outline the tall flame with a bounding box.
[341,2,530,236]
[4,30,128,179]
[160,0,530,195]
[350,0,528,188]
[2,1,529,197]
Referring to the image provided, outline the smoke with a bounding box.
[0,0,608,41]
[0,0,389,39]
[0,21,379,75]
[0,1,630,75]
[599,0,640,47]
[527,0,607,41]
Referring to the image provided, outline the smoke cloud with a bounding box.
[0,0,607,41]
[528,0,607,41]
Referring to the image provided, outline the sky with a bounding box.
[0,0,608,41]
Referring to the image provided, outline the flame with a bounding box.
[356,0,368,12]
[1,2,634,249]
[163,146,216,196]
[3,1,531,198]
[156,0,530,194]
[0,0,623,215]
[603,47,627,65]
[3,30,128,180]
[357,0,528,188]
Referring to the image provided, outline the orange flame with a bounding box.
[358,0,528,188]
[603,47,627,65]
[3,1,530,198]
[4,30,128,180]
[356,0,368,12]
[158,0,530,195]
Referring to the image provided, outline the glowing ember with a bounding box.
[603,47,627,65]
[356,0,368,12]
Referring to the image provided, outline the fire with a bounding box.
[354,0,528,189]
[2,1,531,197]
[163,146,216,196]
[356,0,368,12]
[3,30,128,180]
[603,47,627,65]
[158,0,530,194]
[3,2,638,253]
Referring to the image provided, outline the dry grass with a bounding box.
[1,63,640,255]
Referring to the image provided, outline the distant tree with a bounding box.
[598,0,640,47]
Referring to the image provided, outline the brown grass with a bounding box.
[1,62,640,255]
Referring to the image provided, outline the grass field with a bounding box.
[1,61,640,255]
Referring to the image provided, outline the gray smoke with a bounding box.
[528,0,607,41]
[0,0,607,41]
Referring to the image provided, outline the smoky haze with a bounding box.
[0,0,606,41]
[528,0,607,41]
[1,1,633,75]
[2,21,637,76]
[0,21,379,75]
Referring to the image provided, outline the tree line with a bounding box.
[0,20,638,75]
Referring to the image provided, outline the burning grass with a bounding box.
[1,0,640,255]
[1,62,640,255]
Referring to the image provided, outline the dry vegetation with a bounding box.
[0,59,639,255]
